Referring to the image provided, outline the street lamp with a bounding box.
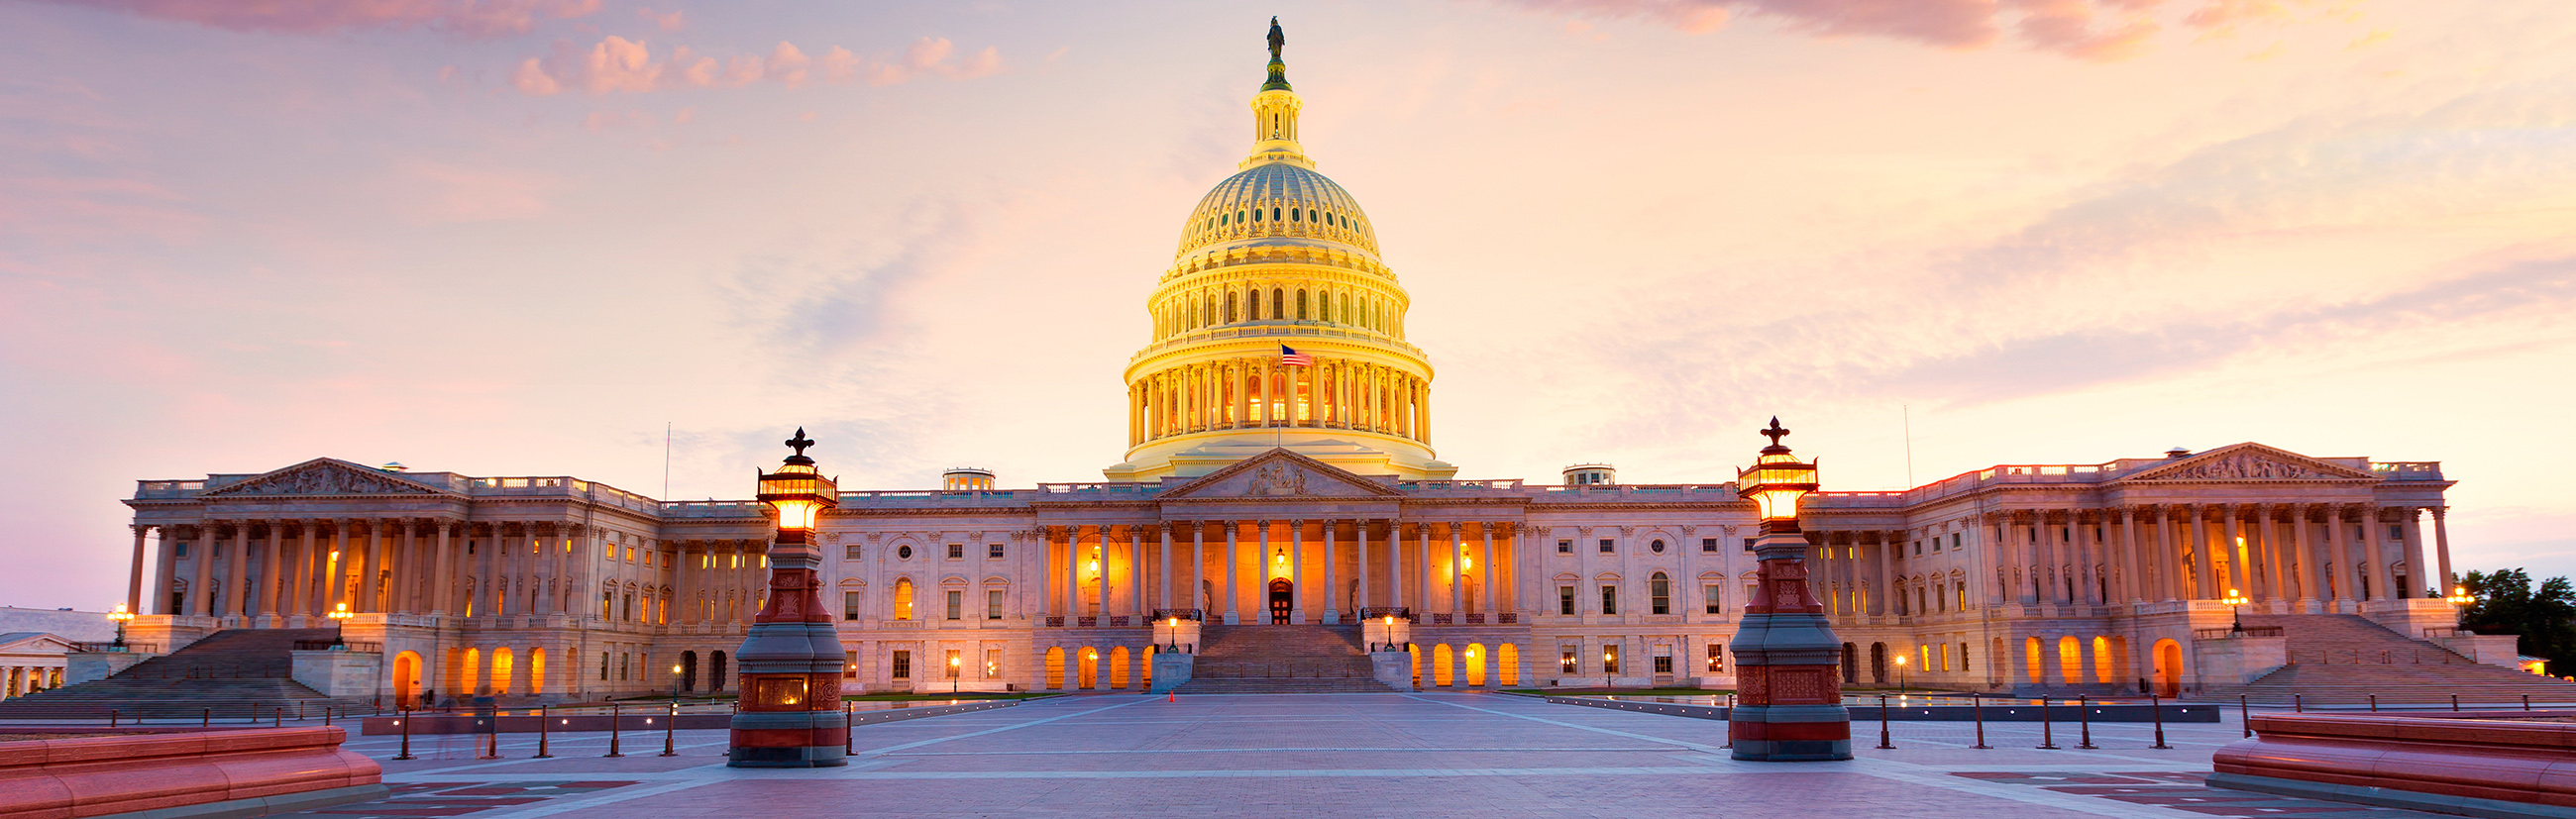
[1603,647,1615,691]
[1894,654,1908,698]
[327,602,352,622]
[2446,586,2476,607]
[106,603,133,650]
[730,428,848,769]
[1728,417,1851,762]
[948,655,960,694]
[2222,588,2249,634]
[672,664,684,701]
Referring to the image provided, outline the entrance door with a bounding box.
[1269,579,1293,624]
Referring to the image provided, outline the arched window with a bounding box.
[1220,213,1228,226]
[893,578,914,621]
[1252,207,1262,222]
[1297,290,1309,320]
[1271,207,1281,221]
[1247,289,1261,321]
[1317,291,1331,323]
[1650,572,1671,615]
[1237,210,1247,225]
[1227,293,1238,323]
[1290,208,1302,222]
[1272,288,1285,318]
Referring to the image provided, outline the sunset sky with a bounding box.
[3,0,2571,609]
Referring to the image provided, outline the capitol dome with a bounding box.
[1176,162,1381,257]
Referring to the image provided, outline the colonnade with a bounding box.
[0,666,61,697]
[1038,520,1515,624]
[139,519,606,621]
[1128,358,1428,446]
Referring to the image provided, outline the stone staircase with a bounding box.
[2200,614,2576,706]
[1172,624,1398,694]
[0,628,377,721]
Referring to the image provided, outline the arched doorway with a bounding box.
[1433,644,1454,687]
[1268,578,1292,624]
[1870,643,1887,684]
[491,648,514,696]
[1464,644,1486,687]
[1841,643,1858,683]
[529,648,546,696]
[680,651,698,692]
[1498,644,1519,686]
[1078,647,1099,689]
[1110,647,1131,689]
[460,648,482,696]
[391,651,422,709]
[2153,639,2184,697]
[1043,647,1065,689]
[709,651,727,692]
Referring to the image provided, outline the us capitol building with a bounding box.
[112,27,2469,704]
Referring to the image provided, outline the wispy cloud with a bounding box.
[36,0,601,38]
[1486,0,2343,59]
[510,35,1005,96]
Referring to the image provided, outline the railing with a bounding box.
[2194,627,2284,639]
[1431,613,1452,624]
[1044,616,1065,627]
[2287,649,2475,665]
[1150,608,1205,622]
[2422,627,2475,638]
[71,642,159,654]
[289,640,381,652]
[1357,607,1413,622]
[1497,612,1518,625]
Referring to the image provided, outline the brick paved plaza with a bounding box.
[291,693,2459,819]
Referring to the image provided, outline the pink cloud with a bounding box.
[634,5,684,33]
[37,0,602,38]
[510,35,1006,96]
[400,161,552,222]
[1491,0,2329,59]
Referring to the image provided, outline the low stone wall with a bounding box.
[359,698,1020,735]
[1548,696,2220,723]
[0,726,383,819]
[2211,712,2576,819]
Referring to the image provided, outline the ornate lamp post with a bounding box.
[2446,585,2476,607]
[728,428,850,768]
[1893,654,1908,698]
[2222,588,2249,634]
[107,604,133,650]
[1728,417,1851,762]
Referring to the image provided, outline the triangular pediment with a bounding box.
[1157,449,1405,500]
[201,458,450,498]
[2116,443,2378,483]
[0,633,80,653]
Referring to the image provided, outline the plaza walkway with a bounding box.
[303,693,2453,819]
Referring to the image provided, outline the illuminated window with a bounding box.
[1654,655,1673,674]
[1706,644,1725,672]
[1602,643,1620,673]
[1559,648,1577,672]
[844,651,857,679]
[893,578,914,621]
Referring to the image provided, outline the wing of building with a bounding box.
[110,26,2477,705]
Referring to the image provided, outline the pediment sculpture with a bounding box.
[206,460,437,496]
[1244,462,1309,496]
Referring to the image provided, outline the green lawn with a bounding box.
[1504,687,1734,697]
[841,692,1057,702]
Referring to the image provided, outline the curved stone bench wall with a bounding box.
[0,726,382,819]
[2211,712,2576,819]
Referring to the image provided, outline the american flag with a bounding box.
[1278,344,1313,366]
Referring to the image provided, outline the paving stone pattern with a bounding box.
[291,693,2464,819]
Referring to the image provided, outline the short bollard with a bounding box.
[2240,695,2251,738]
[2294,694,2303,713]
[392,711,414,761]
[109,709,119,728]
[1877,695,1893,750]
[844,702,856,755]
[1970,693,1989,750]
[273,707,282,727]
[2037,696,2059,750]
[660,701,678,757]
[534,705,553,759]
[2452,693,2460,712]
[2525,694,2534,711]
[606,702,624,758]
[1721,693,1735,750]
[2077,695,2095,749]
[201,707,210,727]
[2369,694,2378,713]
[2149,694,2170,750]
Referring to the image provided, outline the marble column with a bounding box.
[1390,522,1404,610]
[126,526,150,617]
[2433,507,2454,596]
[221,523,249,619]
[1224,521,1239,624]
[1288,520,1303,623]
[1420,524,1436,616]
[154,526,182,615]
[1357,521,1373,610]
[1323,519,1338,623]
[1480,523,1496,617]
[2361,506,2391,601]
[429,521,456,616]
[1159,523,1175,610]
[2403,508,2430,599]
[2294,506,2321,609]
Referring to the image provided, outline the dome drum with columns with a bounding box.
[1108,29,1450,482]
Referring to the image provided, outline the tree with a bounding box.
[2458,568,2576,675]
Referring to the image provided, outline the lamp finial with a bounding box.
[1761,417,1791,451]
[784,427,815,463]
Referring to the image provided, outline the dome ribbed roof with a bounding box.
[1176,161,1379,257]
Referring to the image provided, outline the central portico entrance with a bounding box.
[1269,579,1293,624]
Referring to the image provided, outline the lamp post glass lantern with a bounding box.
[727,428,850,768]
[1726,417,1852,762]
[107,603,133,649]
[2222,588,2249,633]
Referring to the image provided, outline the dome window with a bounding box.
[1290,209,1302,222]
[1252,208,1263,222]
[1271,207,1281,222]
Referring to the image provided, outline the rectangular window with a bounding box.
[625,546,636,563]
[1597,539,1615,554]
[1602,643,1620,673]
[988,589,1005,620]
[1599,585,1619,615]
[944,649,962,678]
[1651,581,1670,615]
[891,651,911,680]
[1703,584,1723,614]
[598,652,608,680]
[843,650,857,678]
[2391,525,2405,541]
[1917,540,1926,555]
[600,591,612,619]
[983,648,1002,678]
[617,652,629,680]
[1706,644,1725,672]
[946,590,963,621]
[845,545,862,560]
[843,591,861,621]
[1559,648,1578,673]
[1654,655,1673,674]
[989,543,1006,559]
[1743,538,1757,552]
[1701,538,1718,553]
[1558,586,1576,615]
[1951,534,1961,550]
[1556,539,1572,554]
[947,543,964,560]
